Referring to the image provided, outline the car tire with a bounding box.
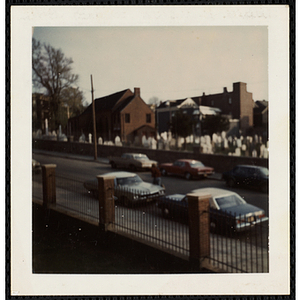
[227,178,235,188]
[129,165,136,171]
[185,172,192,180]
[121,196,131,207]
[162,207,170,218]
[210,221,217,233]
[92,190,99,199]
[260,183,268,193]
[161,169,167,176]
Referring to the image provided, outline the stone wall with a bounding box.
[33,139,268,173]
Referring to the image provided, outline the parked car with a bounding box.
[32,159,41,173]
[222,165,268,193]
[108,153,158,171]
[159,159,214,180]
[83,171,165,206]
[156,187,268,232]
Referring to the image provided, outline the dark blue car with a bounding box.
[222,165,268,193]
[156,188,268,232]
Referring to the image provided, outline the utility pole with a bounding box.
[91,75,97,160]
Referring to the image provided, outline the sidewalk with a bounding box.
[32,149,223,180]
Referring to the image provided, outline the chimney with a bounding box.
[134,87,140,97]
[223,87,228,93]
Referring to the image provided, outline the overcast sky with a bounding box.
[33,26,268,105]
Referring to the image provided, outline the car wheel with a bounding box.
[227,178,235,188]
[111,162,117,169]
[185,172,192,180]
[210,221,217,233]
[122,196,131,207]
[92,190,99,199]
[260,183,268,193]
[162,207,170,218]
[161,169,167,176]
[129,164,136,171]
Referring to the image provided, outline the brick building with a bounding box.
[68,88,155,145]
[193,82,254,133]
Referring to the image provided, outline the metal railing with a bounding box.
[112,189,190,257]
[35,171,269,273]
[208,209,269,273]
[55,174,99,224]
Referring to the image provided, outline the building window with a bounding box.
[211,100,214,106]
[146,114,151,123]
[229,97,232,104]
[125,113,130,123]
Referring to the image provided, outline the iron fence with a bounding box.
[55,174,99,224]
[208,208,269,273]
[112,188,190,257]
[34,171,269,273]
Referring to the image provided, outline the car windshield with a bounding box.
[117,175,143,185]
[259,167,269,176]
[190,161,205,168]
[133,154,149,160]
[215,194,246,209]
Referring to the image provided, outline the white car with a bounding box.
[84,171,165,206]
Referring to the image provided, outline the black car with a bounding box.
[156,188,268,232]
[222,165,268,193]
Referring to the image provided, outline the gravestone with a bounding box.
[79,133,86,143]
[157,139,164,150]
[45,119,48,136]
[224,138,228,149]
[98,137,103,145]
[115,136,122,147]
[88,133,92,143]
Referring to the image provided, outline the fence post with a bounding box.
[187,192,211,271]
[41,164,57,209]
[97,175,115,232]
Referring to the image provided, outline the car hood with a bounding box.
[139,159,157,164]
[220,203,265,217]
[196,166,214,171]
[122,182,164,194]
[163,194,186,202]
[159,163,173,167]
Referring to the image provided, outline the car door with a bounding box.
[234,166,248,185]
[171,161,182,175]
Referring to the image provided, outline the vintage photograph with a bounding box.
[11,5,290,296]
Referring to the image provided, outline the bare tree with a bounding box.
[32,38,79,130]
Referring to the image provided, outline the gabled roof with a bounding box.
[80,89,130,116]
[157,98,197,109]
[114,95,135,112]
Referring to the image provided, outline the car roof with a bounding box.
[124,153,147,156]
[177,159,200,163]
[190,187,238,198]
[103,171,137,178]
[236,165,267,169]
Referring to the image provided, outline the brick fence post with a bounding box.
[187,192,211,271]
[41,164,57,209]
[97,175,115,232]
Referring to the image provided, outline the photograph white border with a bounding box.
[10,5,290,296]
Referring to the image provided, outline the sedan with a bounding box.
[222,165,268,193]
[83,171,165,206]
[159,159,214,180]
[156,187,268,232]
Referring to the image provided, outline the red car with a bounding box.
[159,159,214,180]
